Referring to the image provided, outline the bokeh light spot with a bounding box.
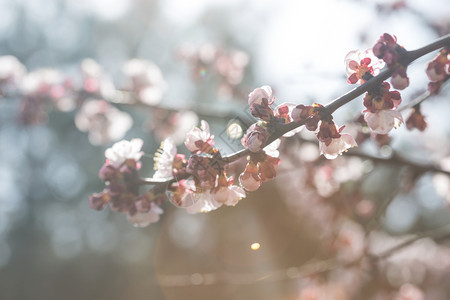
[250,242,260,251]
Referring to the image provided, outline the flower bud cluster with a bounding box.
[243,86,300,153]
[122,59,168,106]
[342,34,425,137]
[239,150,281,192]
[241,122,270,153]
[362,82,403,134]
[176,120,246,213]
[176,43,249,98]
[75,99,133,145]
[373,33,401,66]
[89,139,165,227]
[372,33,409,90]
[292,104,357,159]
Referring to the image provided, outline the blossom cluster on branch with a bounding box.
[86,33,450,227]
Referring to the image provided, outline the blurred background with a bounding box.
[0,0,449,299]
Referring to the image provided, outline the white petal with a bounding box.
[263,139,281,157]
[127,204,163,227]
[364,110,403,135]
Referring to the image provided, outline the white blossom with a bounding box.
[364,110,403,135]
[213,185,246,206]
[319,133,357,159]
[184,120,213,152]
[153,137,177,178]
[127,203,163,227]
[105,138,144,165]
[248,85,273,106]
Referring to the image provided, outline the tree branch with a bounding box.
[140,34,450,185]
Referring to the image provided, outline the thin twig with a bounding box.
[372,224,450,260]
[399,75,450,112]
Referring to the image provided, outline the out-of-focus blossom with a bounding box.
[433,172,450,204]
[127,202,163,227]
[75,99,133,145]
[317,122,357,159]
[149,109,199,145]
[215,49,249,86]
[333,221,365,263]
[299,281,347,300]
[89,192,110,211]
[80,59,115,99]
[21,69,65,97]
[176,43,249,97]
[19,69,76,123]
[344,49,385,84]
[370,231,450,290]
[364,110,403,135]
[405,106,427,131]
[0,55,26,88]
[241,123,270,152]
[123,59,167,105]
[184,120,215,154]
[393,284,424,300]
[105,138,144,166]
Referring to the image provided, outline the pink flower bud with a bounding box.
[239,162,261,191]
[425,49,449,82]
[248,86,275,121]
[372,33,400,67]
[98,164,117,181]
[89,192,110,210]
[259,155,280,182]
[241,123,269,152]
[248,85,273,107]
[391,68,409,90]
